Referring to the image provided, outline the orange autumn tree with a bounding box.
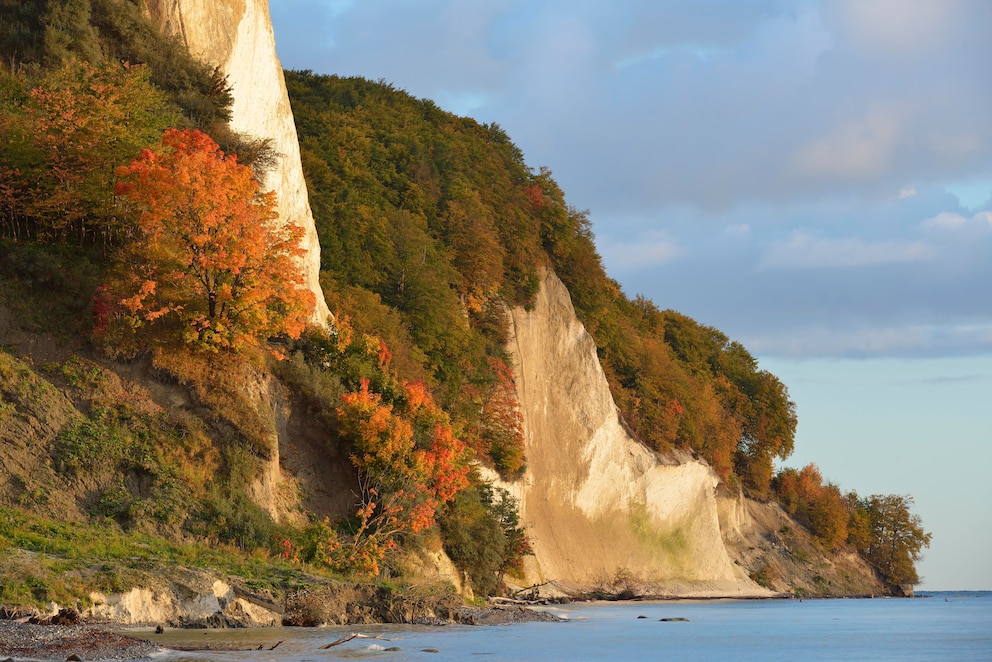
[773,463,850,550]
[105,128,314,353]
[0,59,175,244]
[331,377,471,576]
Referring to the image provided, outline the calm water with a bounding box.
[133,592,992,662]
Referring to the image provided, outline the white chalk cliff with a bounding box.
[141,2,768,597]
[144,0,330,326]
[502,269,769,597]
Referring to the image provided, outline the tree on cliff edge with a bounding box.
[848,493,932,586]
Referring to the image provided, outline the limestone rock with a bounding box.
[84,567,281,627]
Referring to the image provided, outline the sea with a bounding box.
[135,592,992,662]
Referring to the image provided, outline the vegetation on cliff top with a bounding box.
[0,0,928,598]
[286,69,797,497]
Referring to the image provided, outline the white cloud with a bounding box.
[924,212,968,230]
[794,108,904,179]
[829,0,960,54]
[744,322,992,359]
[897,186,917,199]
[924,210,992,231]
[746,325,932,358]
[761,231,931,269]
[723,223,751,237]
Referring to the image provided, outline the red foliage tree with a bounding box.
[479,356,526,478]
[334,377,470,575]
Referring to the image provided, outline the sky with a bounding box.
[268,0,992,590]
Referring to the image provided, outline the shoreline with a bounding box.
[0,603,559,661]
[502,589,900,607]
[0,620,161,661]
[0,591,927,661]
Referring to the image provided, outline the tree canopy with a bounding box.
[285,71,798,495]
[106,128,315,353]
[848,493,932,586]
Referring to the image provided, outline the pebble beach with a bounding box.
[0,620,160,660]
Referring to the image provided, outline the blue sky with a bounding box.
[268,0,992,590]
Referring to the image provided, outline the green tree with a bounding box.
[440,481,531,597]
[41,0,101,65]
[849,493,931,586]
[0,59,175,244]
[0,0,47,68]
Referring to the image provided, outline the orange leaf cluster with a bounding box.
[105,128,315,353]
[478,356,526,478]
[773,463,850,550]
[335,377,470,574]
[1,59,173,244]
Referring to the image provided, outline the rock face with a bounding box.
[503,270,769,597]
[144,0,330,326]
[85,567,281,627]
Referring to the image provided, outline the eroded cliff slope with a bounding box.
[501,269,769,597]
[144,0,330,325]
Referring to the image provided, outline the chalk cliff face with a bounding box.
[144,0,330,325]
[85,566,281,627]
[503,270,769,597]
[128,2,836,599]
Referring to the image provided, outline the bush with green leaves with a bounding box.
[440,479,530,597]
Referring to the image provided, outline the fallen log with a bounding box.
[320,633,397,649]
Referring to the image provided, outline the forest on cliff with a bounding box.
[0,0,929,606]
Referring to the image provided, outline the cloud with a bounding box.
[741,322,992,359]
[761,231,931,269]
[795,108,904,180]
[599,231,680,269]
[272,1,992,212]
[607,183,992,359]
[269,1,992,360]
[723,224,751,237]
[826,0,962,54]
[920,373,986,386]
[924,211,992,231]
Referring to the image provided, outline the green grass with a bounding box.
[0,505,342,609]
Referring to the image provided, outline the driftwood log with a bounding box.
[320,633,397,649]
